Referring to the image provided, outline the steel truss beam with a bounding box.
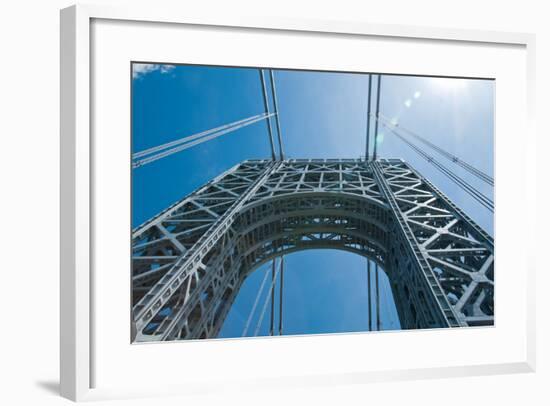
[132,158,494,341]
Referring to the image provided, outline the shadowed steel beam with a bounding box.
[269,70,285,160]
[260,69,277,160]
[278,256,284,335]
[373,74,382,161]
[365,74,372,161]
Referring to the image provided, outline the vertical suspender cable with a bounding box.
[278,256,284,335]
[254,259,281,337]
[242,265,271,337]
[376,262,381,331]
[367,258,372,331]
[372,74,382,161]
[259,69,277,160]
[269,69,285,160]
[365,74,372,161]
[270,259,275,336]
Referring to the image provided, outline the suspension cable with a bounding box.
[375,261,381,331]
[278,256,284,335]
[241,264,271,337]
[372,74,382,161]
[365,74,372,161]
[270,259,275,336]
[133,112,275,168]
[133,67,282,168]
[377,117,494,212]
[260,69,277,160]
[378,113,494,186]
[367,258,372,331]
[133,114,261,160]
[269,69,285,160]
[254,258,282,337]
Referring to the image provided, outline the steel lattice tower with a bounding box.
[131,158,494,342]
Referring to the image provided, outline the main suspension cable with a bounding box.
[378,113,494,186]
[133,112,275,168]
[377,117,494,212]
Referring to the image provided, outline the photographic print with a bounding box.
[130,63,494,343]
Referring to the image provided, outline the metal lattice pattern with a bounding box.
[375,159,494,327]
[131,158,494,341]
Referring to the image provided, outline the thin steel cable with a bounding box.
[270,260,275,336]
[254,258,281,337]
[378,113,494,186]
[377,117,494,211]
[376,262,381,331]
[278,256,284,335]
[260,69,276,160]
[269,69,285,160]
[383,120,493,211]
[133,113,275,168]
[133,114,266,160]
[365,74,372,161]
[372,74,382,161]
[241,264,272,337]
[367,258,372,331]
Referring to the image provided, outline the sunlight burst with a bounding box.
[430,78,468,94]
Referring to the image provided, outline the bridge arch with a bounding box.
[136,191,420,341]
[132,159,494,342]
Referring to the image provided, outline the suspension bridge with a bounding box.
[131,69,494,342]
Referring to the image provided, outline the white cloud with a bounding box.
[132,63,176,79]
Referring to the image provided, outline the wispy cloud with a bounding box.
[132,63,176,79]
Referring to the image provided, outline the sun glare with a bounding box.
[430,78,468,94]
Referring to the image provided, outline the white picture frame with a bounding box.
[60,3,537,402]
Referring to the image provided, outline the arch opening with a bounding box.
[219,249,401,338]
[137,192,406,340]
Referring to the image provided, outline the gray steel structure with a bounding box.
[131,158,494,342]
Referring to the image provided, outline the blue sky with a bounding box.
[132,63,494,338]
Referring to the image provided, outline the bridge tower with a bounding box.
[131,158,494,342]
